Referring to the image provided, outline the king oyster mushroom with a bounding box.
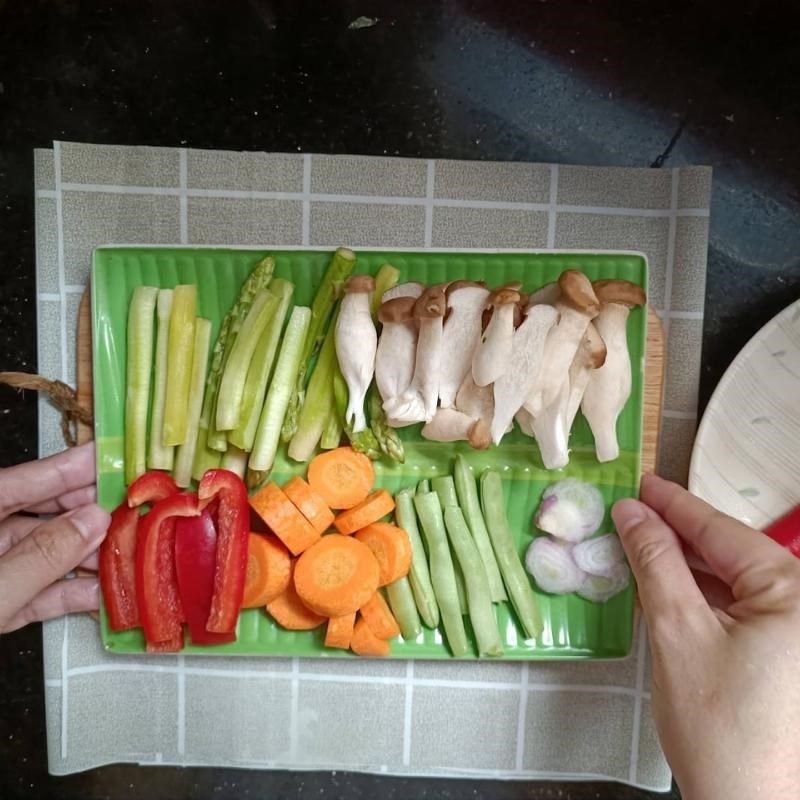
[381,281,425,303]
[472,284,522,387]
[334,275,377,433]
[455,370,494,429]
[375,295,419,409]
[438,281,490,408]
[564,322,607,432]
[421,407,491,449]
[531,377,571,469]
[581,279,646,462]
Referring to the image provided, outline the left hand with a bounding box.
[0,443,110,632]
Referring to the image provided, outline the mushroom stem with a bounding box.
[375,290,422,408]
[472,286,520,387]
[421,408,491,449]
[408,284,448,422]
[564,322,607,432]
[532,378,570,470]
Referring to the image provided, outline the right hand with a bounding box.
[612,474,800,800]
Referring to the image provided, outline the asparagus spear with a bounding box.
[368,383,404,463]
[229,279,294,452]
[147,288,174,471]
[385,578,422,641]
[370,262,401,318]
[124,286,158,485]
[319,406,343,450]
[480,469,543,640]
[162,285,197,446]
[333,359,381,459]
[281,247,356,442]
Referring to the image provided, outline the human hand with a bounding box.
[0,443,110,632]
[612,474,800,800]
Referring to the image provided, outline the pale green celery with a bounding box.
[287,321,337,462]
[444,506,503,657]
[370,262,401,318]
[173,318,212,487]
[216,290,278,431]
[413,491,468,657]
[385,579,422,641]
[281,247,356,442]
[248,306,311,484]
[191,425,221,483]
[480,470,543,639]
[395,488,439,629]
[367,383,404,463]
[319,406,343,450]
[147,288,174,471]
[333,359,381,459]
[221,444,249,480]
[454,455,506,602]
[229,279,294,452]
[162,285,197,446]
[124,286,158,485]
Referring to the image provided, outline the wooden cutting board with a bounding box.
[76,290,665,469]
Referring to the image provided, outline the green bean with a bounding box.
[417,479,431,495]
[385,579,422,641]
[414,491,468,657]
[454,455,507,602]
[432,475,458,508]
[480,469,543,640]
[444,506,503,657]
[451,545,468,615]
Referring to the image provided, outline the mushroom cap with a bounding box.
[593,279,647,308]
[378,295,417,324]
[527,281,560,308]
[414,283,448,319]
[487,286,521,307]
[446,279,487,297]
[383,281,425,302]
[583,322,608,369]
[345,275,375,294]
[558,270,600,315]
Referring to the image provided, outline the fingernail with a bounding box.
[68,504,111,543]
[612,499,650,535]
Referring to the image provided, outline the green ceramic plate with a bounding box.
[93,246,647,660]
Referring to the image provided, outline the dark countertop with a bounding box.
[1,1,799,798]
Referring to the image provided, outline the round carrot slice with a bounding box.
[266,570,326,631]
[307,447,375,510]
[354,523,412,586]
[242,533,292,608]
[293,534,380,616]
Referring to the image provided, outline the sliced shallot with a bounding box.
[525,536,586,595]
[534,478,605,543]
[571,534,625,578]
[577,561,631,603]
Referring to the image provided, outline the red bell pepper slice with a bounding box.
[136,492,199,645]
[99,502,141,631]
[175,510,236,645]
[127,471,179,508]
[198,469,249,633]
[765,505,800,558]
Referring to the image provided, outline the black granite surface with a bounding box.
[1,1,799,798]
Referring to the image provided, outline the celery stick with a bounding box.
[288,320,338,462]
[229,279,294,451]
[281,247,356,442]
[173,318,212,487]
[221,444,248,480]
[249,306,311,482]
[147,288,174,471]
[319,406,343,450]
[191,425,221,483]
[162,285,197,446]
[216,290,278,431]
[124,286,158,485]
[385,578,422,641]
[370,262,401,318]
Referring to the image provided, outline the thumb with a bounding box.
[612,498,711,627]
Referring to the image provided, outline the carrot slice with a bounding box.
[266,566,326,630]
[324,612,356,649]
[307,447,374,510]
[283,476,335,534]
[350,615,390,657]
[360,592,400,640]
[241,533,292,608]
[293,534,380,616]
[333,490,396,535]
[354,523,412,586]
[250,481,321,555]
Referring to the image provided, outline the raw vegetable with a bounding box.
[370,262,401,318]
[572,534,625,577]
[525,536,586,594]
[248,305,312,483]
[333,490,395,535]
[375,295,418,408]
[174,510,236,645]
[765,505,800,557]
[421,408,491,449]
[444,506,503,657]
[432,476,468,615]
[578,561,631,602]
[229,279,294,451]
[126,470,179,508]
[162,284,197,446]
[220,444,249,480]
[350,616,390,657]
[293,534,380,617]
[249,481,321,555]
[354,522,412,586]
[124,286,158,484]
[324,612,356,649]
[333,361,381,459]
[451,546,469,616]
[385,577,422,640]
[320,407,343,450]
[198,470,250,633]
[306,447,374,510]
[147,288,174,470]
[534,479,605,543]
[241,533,292,608]
[368,384,404,463]
[453,455,506,603]
[413,490,468,657]
[266,569,327,630]
[472,285,520,387]
[99,502,141,631]
[480,469,543,639]
[282,476,335,534]
[360,592,401,639]
[394,488,439,629]
[432,475,458,509]
[417,479,430,495]
[174,318,212,487]
[191,427,222,484]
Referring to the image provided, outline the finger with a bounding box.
[1,577,100,633]
[0,514,43,556]
[693,570,735,611]
[612,497,711,626]
[0,504,109,624]
[640,474,793,587]
[0,443,95,520]
[25,484,97,514]
[78,553,98,571]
